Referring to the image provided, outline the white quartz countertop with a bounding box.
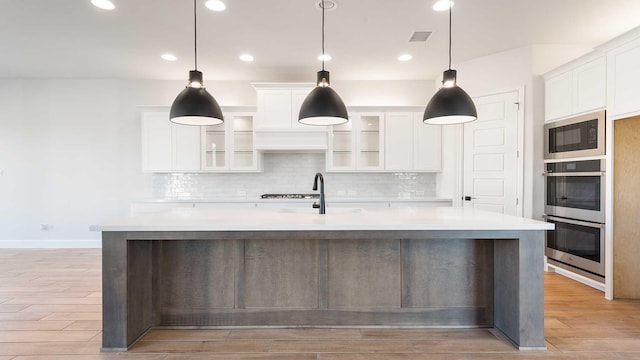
[91,207,553,232]
[132,197,453,203]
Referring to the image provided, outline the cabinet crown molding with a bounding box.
[251,82,315,90]
[543,51,606,80]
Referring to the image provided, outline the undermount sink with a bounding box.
[278,207,365,214]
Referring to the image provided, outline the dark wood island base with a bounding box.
[100,229,545,351]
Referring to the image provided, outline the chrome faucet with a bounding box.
[312,172,325,214]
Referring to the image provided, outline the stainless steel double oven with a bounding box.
[543,111,606,279]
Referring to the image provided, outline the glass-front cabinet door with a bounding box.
[327,112,384,171]
[357,113,384,170]
[201,112,260,172]
[231,114,258,170]
[328,120,355,170]
[201,122,228,171]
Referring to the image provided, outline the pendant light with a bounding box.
[298,0,348,126]
[423,0,477,125]
[170,0,224,126]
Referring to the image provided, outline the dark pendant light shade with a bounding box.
[299,71,348,126]
[170,71,224,126]
[424,70,477,125]
[169,0,224,126]
[298,1,348,126]
[423,1,477,125]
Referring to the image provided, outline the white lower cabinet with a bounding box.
[389,200,452,207]
[130,199,452,216]
[255,202,314,209]
[328,202,389,208]
[130,202,195,216]
[195,202,257,208]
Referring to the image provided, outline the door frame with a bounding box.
[455,86,525,216]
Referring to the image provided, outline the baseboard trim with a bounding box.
[0,239,101,248]
[546,262,605,292]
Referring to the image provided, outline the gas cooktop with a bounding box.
[260,194,320,199]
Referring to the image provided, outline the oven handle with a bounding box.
[543,171,605,177]
[543,215,605,228]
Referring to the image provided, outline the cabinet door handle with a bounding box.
[463,196,476,201]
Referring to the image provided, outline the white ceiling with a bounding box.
[2,0,640,82]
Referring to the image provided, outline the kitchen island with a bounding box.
[91,206,553,351]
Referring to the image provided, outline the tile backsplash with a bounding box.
[152,153,436,199]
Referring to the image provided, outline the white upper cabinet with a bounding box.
[141,110,260,173]
[574,57,607,114]
[141,112,199,172]
[141,112,172,172]
[254,83,319,129]
[201,112,260,172]
[172,124,201,171]
[413,112,442,171]
[384,112,442,172]
[545,71,573,121]
[327,112,385,172]
[328,110,441,173]
[291,89,315,129]
[256,89,292,129]
[384,112,414,171]
[544,55,606,121]
[607,36,640,119]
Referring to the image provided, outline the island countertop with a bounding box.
[91,206,553,232]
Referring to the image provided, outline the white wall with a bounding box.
[0,79,432,247]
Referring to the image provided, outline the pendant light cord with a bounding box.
[194,0,198,70]
[321,0,326,71]
[448,0,452,70]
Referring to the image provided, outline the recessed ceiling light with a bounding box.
[316,0,338,11]
[205,0,226,11]
[432,0,453,11]
[318,54,332,61]
[91,0,115,10]
[398,54,413,62]
[161,54,177,61]
[239,54,254,62]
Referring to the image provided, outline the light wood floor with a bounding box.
[1,249,639,359]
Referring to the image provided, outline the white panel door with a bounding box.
[384,112,413,171]
[463,91,519,215]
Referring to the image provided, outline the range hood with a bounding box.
[254,128,328,152]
